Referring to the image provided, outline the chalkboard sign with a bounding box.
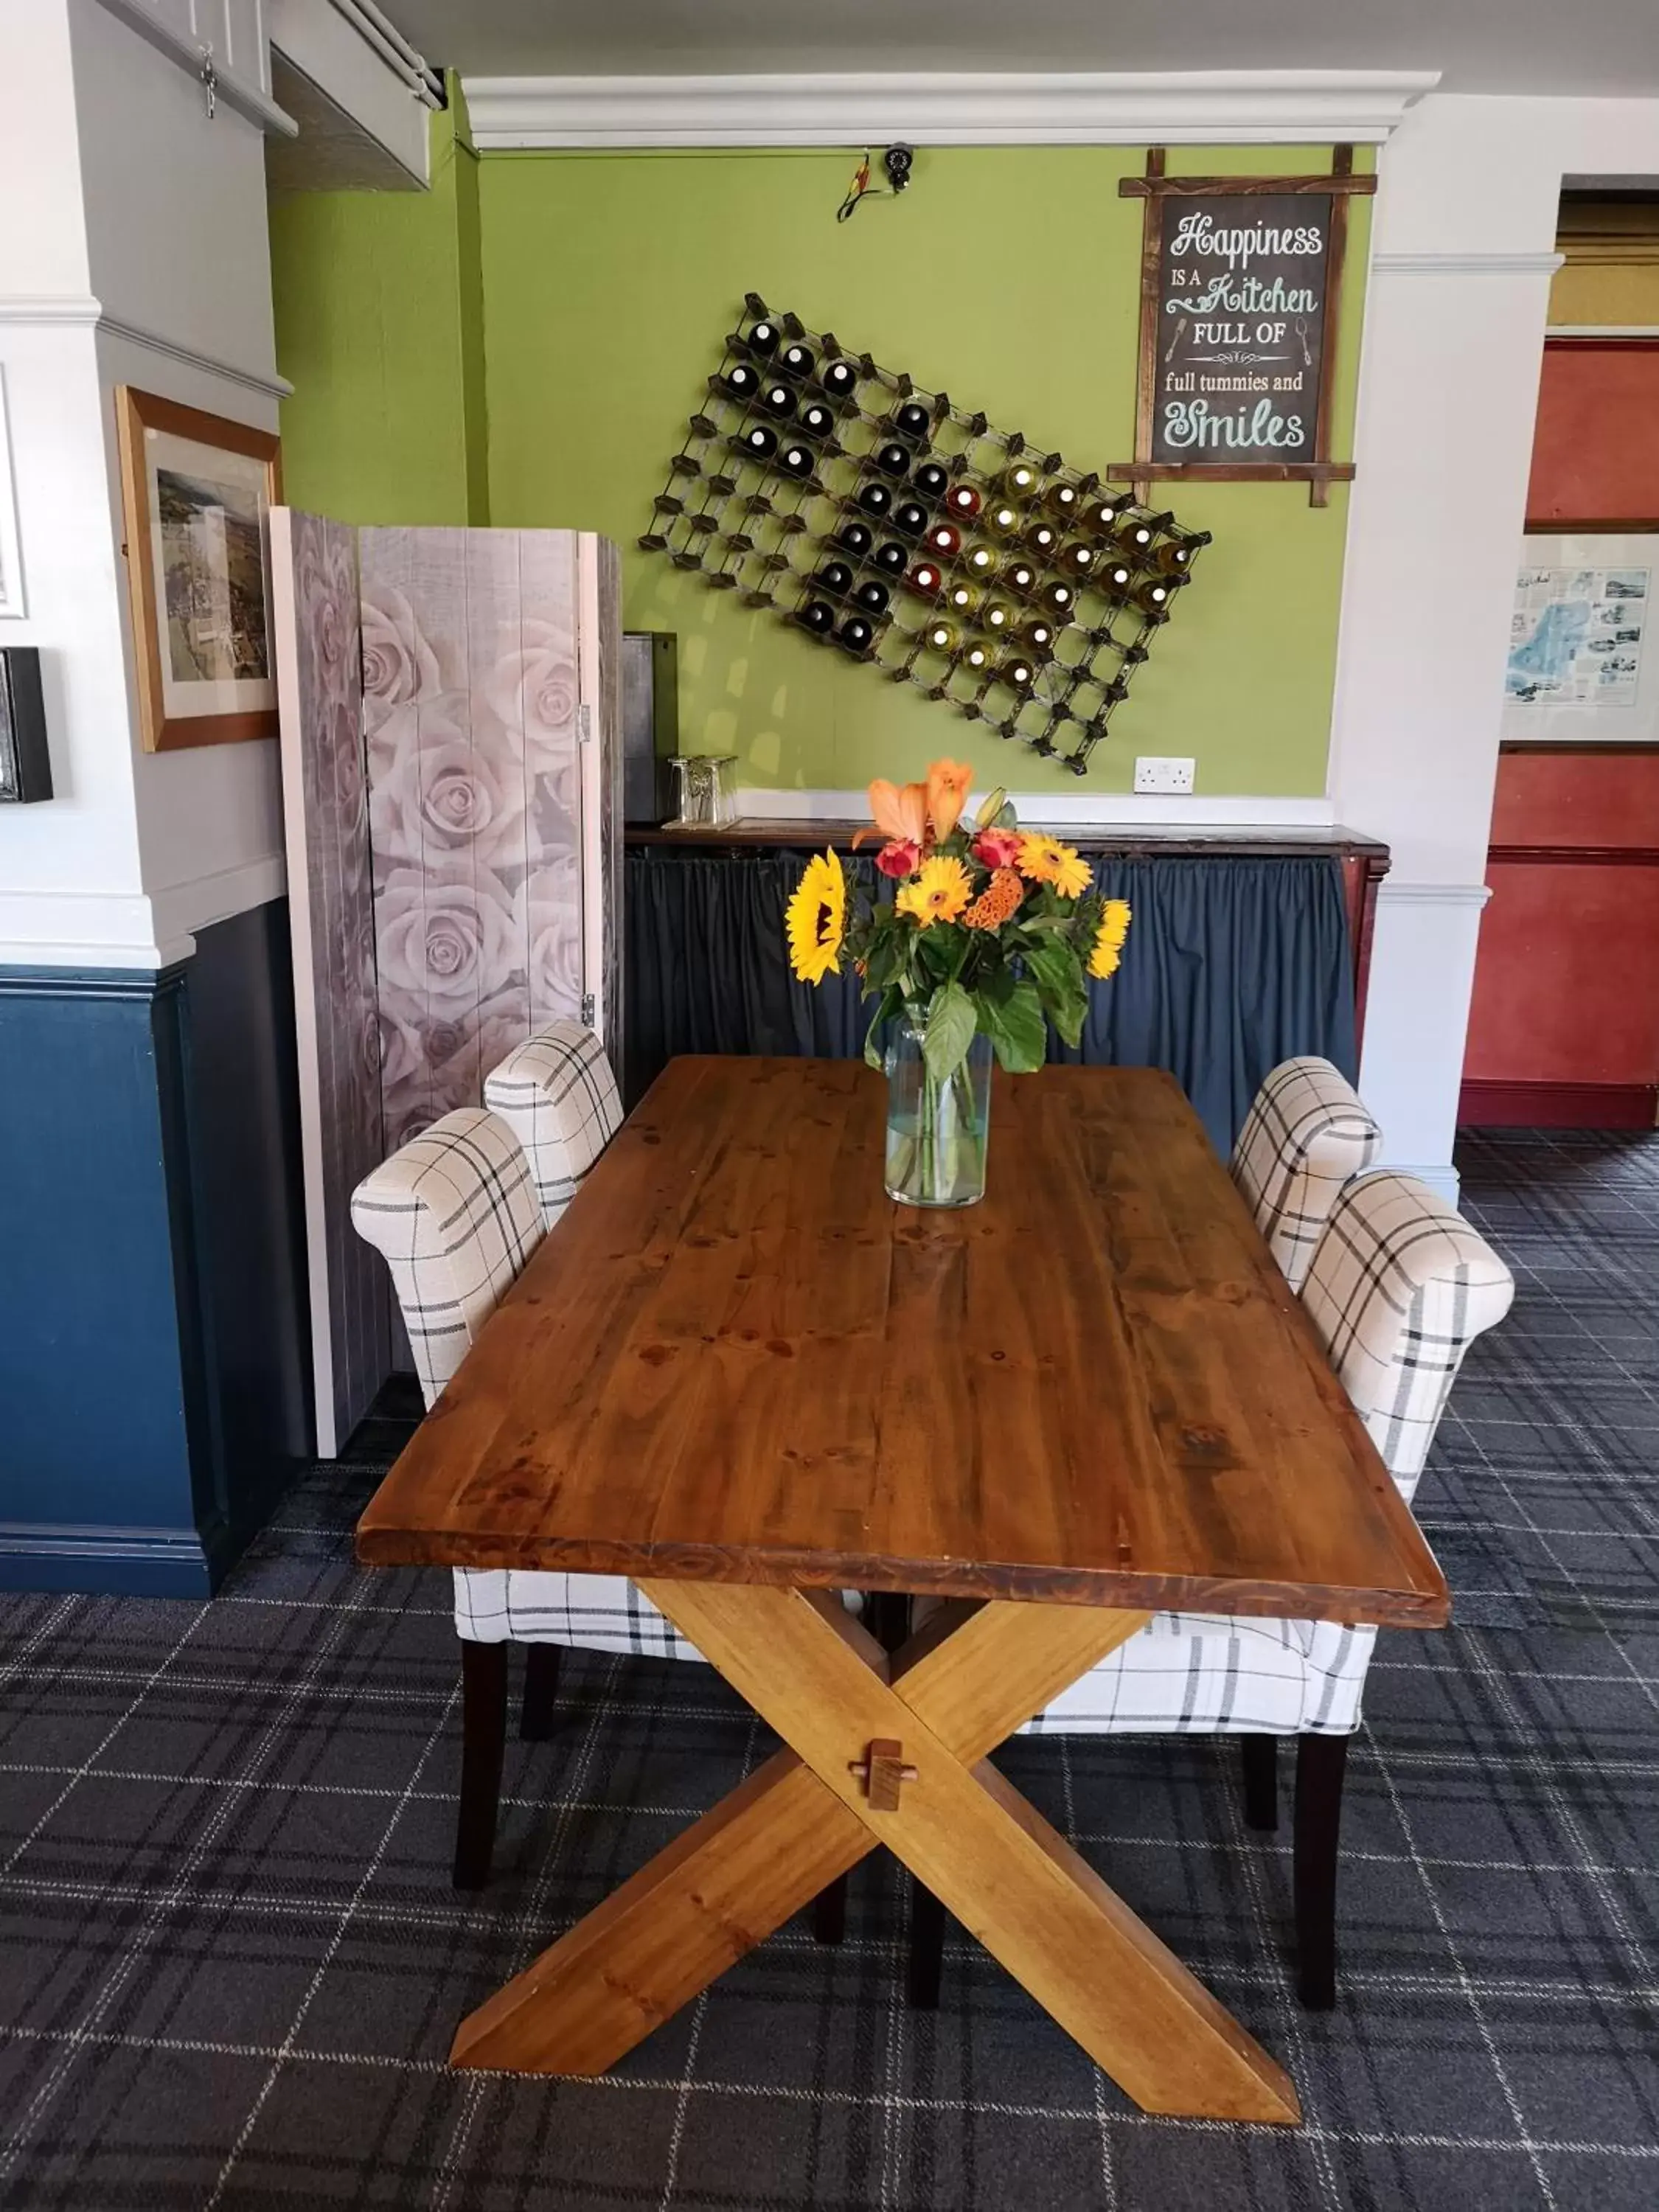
[1117,150,1376,507]
[1152,193,1331,467]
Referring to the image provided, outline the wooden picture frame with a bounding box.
[114,386,282,752]
[1113,148,1375,509]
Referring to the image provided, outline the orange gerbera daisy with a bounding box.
[1015,832,1091,900]
[896,855,973,928]
[962,866,1025,931]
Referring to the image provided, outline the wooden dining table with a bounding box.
[357,1057,1449,2126]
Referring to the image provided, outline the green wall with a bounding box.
[269,139,1369,796]
[269,93,489,525]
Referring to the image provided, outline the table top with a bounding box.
[357,1059,1448,1630]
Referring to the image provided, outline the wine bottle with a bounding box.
[1023,617,1055,653]
[724,362,760,400]
[986,500,1022,535]
[740,424,779,460]
[1099,561,1135,602]
[779,443,814,479]
[945,582,978,617]
[893,400,931,441]
[822,358,858,397]
[1062,543,1096,577]
[762,381,796,417]
[908,560,945,597]
[962,641,992,675]
[966,544,996,578]
[874,540,908,576]
[914,462,950,501]
[926,521,961,560]
[1080,495,1127,540]
[855,579,891,616]
[858,481,894,518]
[1004,558,1037,594]
[1045,482,1081,520]
[892,499,930,537]
[1152,535,1206,574]
[875,442,911,478]
[839,615,874,653]
[799,400,836,439]
[1023,521,1059,557]
[745,318,780,356]
[800,599,835,635]
[1001,461,1039,498]
[1132,574,1186,619]
[1115,511,1169,555]
[815,560,855,595]
[782,341,815,378]
[1000,655,1037,690]
[925,619,958,654]
[983,602,1012,635]
[947,483,983,521]
[838,520,874,558]
[1043,580,1076,616]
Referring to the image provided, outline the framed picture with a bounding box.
[0,366,24,619]
[114,386,282,752]
[1503,530,1659,748]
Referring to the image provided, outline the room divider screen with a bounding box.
[271,512,624,1457]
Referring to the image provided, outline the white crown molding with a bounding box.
[734,787,1335,830]
[463,69,1439,151]
[1370,252,1565,277]
[1374,880,1492,908]
[0,296,290,399]
[94,0,296,138]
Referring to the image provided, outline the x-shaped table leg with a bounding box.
[451,1583,1300,2124]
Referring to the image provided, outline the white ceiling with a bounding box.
[385,0,1659,100]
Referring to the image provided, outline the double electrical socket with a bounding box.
[1133,755,1196,796]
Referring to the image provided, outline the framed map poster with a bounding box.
[1502,533,1659,747]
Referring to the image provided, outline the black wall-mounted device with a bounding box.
[0,646,51,803]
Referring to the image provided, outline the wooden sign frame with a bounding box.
[1114,147,1376,509]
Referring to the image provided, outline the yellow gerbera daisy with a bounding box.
[785,849,847,984]
[1088,899,1133,980]
[895,855,973,928]
[1016,832,1091,901]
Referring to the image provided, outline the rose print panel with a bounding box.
[272,508,391,1455]
[515,529,582,1033]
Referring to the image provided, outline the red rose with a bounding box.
[973,827,1022,869]
[875,838,921,879]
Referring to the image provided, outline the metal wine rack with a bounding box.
[639,293,1211,776]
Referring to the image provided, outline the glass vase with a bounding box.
[883,1020,992,1208]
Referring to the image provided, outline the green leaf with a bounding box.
[975,975,1047,1074]
[923,981,978,1084]
[863,986,902,1069]
[1025,941,1086,1050]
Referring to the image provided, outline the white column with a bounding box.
[1330,93,1659,1198]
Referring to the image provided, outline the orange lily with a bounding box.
[853,777,928,852]
[926,758,974,843]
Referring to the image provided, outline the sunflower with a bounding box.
[896,855,973,928]
[785,849,847,984]
[1015,832,1091,900]
[1088,899,1133,980]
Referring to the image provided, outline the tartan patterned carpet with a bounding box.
[1,1128,1655,2211]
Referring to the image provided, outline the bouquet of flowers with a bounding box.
[785,759,1130,1205]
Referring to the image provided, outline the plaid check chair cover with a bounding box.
[1025,1169,1514,1739]
[350,1108,698,1663]
[1230,1057,1384,1295]
[483,1020,625,1233]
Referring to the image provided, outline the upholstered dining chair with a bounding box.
[1231,1056,1384,1294]
[906,1167,1514,2013]
[350,1105,705,1891]
[483,1018,625,1234]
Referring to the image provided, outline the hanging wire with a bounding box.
[837,150,875,223]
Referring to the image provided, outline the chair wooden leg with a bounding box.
[520,1642,562,1742]
[453,1640,508,1891]
[1240,1734,1279,1832]
[1294,1733,1349,2009]
[907,1876,946,2011]
[811,1873,847,1945]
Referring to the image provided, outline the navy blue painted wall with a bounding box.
[0,900,312,1596]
